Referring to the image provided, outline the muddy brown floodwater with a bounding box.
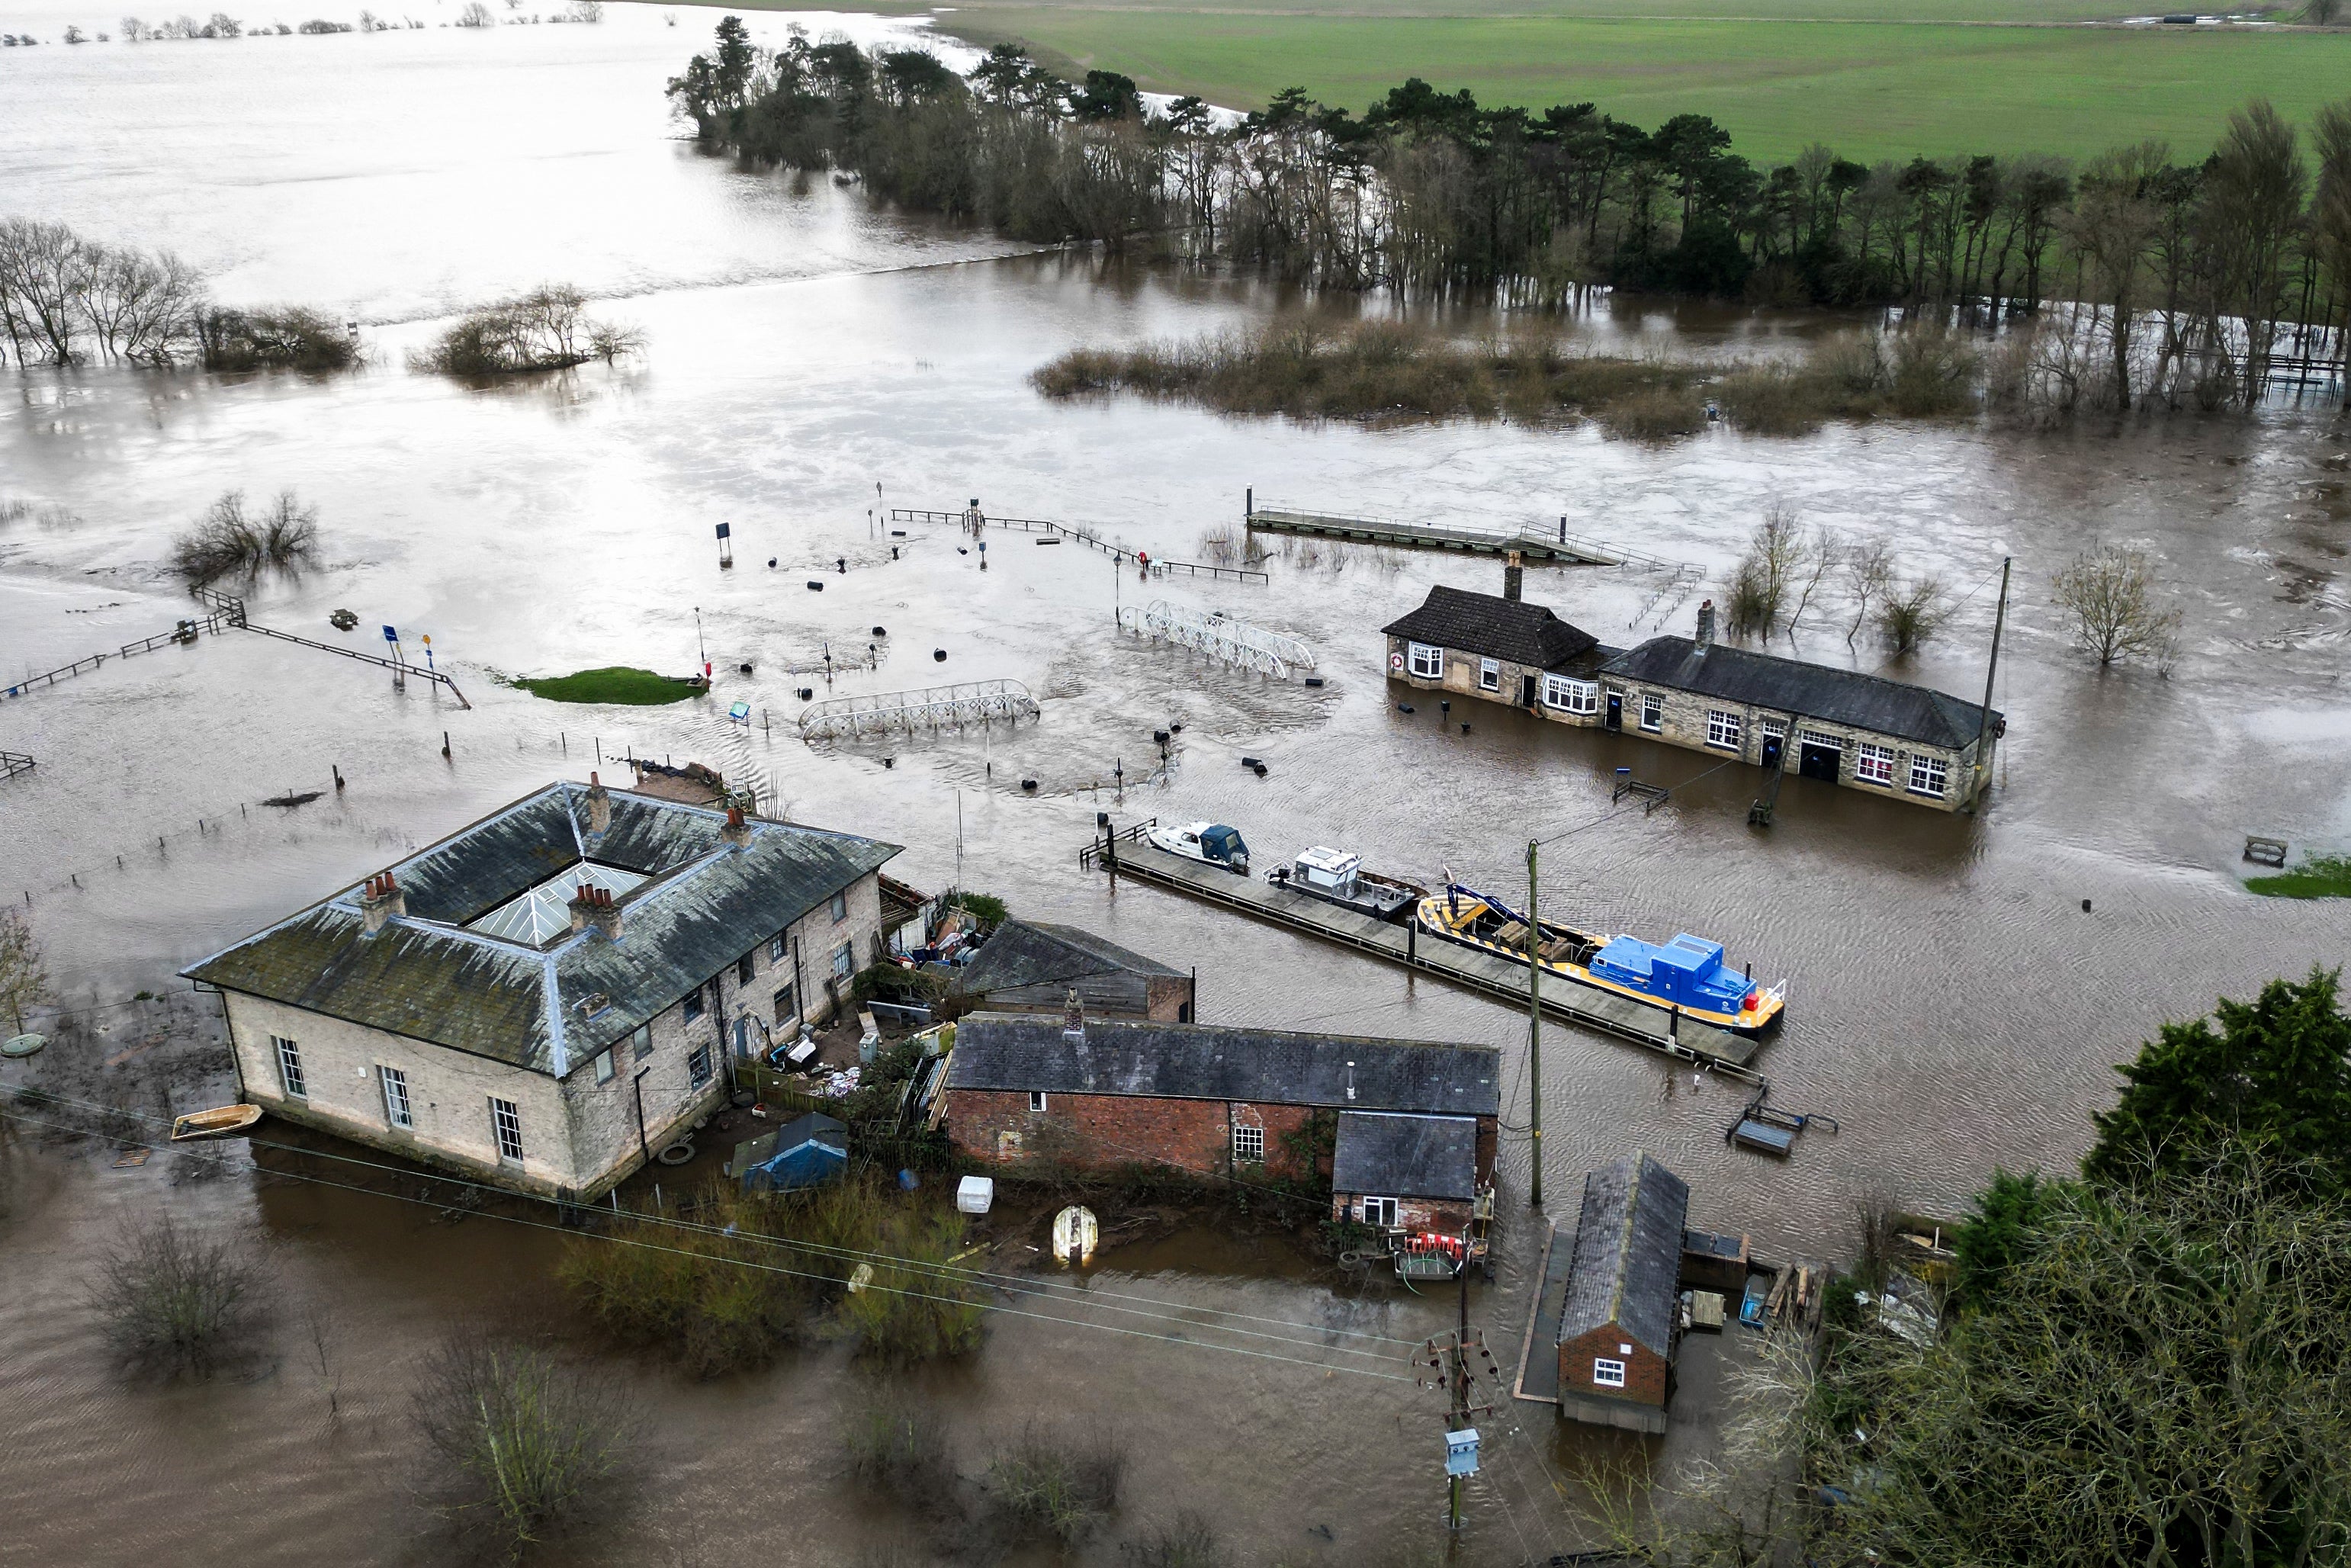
[3,7,2349,1564]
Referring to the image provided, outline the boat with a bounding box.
[1415,885,1785,1036]
[169,1104,262,1141]
[1739,1273,1770,1329]
[1264,847,1426,921]
[1145,820,1251,875]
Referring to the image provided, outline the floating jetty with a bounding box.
[1080,824,1763,1078]
[1245,503,1684,571]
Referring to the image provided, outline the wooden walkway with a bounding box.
[1512,1221,1570,1405]
[1083,833,1763,1078]
[890,507,1268,583]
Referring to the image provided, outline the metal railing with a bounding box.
[1116,600,1315,679]
[890,507,1268,584]
[798,678,1040,741]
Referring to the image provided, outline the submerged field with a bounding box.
[816,0,2351,162]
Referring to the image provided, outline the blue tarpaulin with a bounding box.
[728,1112,849,1194]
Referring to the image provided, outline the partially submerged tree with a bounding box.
[0,908,50,1034]
[2053,543,2180,666]
[171,490,320,586]
[88,1213,272,1377]
[1723,502,1803,641]
[1874,573,1951,654]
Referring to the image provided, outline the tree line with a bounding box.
[669,20,2351,411]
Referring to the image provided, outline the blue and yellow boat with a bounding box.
[1415,885,1785,1036]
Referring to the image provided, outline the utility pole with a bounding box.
[1527,837,1543,1209]
[1973,556,2011,809]
[1424,1280,1496,1534]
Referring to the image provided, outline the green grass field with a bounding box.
[901,8,2351,159]
[514,667,705,705]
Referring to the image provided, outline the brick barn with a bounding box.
[939,1011,1498,1214]
[1556,1152,1689,1434]
[1329,1109,1485,1234]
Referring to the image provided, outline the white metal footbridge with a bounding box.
[797,679,1040,741]
[1116,600,1316,679]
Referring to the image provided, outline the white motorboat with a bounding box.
[1265,847,1425,922]
[1145,820,1251,874]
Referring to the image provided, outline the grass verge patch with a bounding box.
[514,667,702,705]
[2247,854,2351,900]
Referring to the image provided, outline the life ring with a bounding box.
[1389,651,1405,672]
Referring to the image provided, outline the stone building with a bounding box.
[951,918,1194,1022]
[183,777,899,1197]
[939,1011,1498,1223]
[1556,1152,1689,1435]
[1382,581,1614,720]
[1383,582,2003,811]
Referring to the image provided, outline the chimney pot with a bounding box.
[360,871,403,933]
[721,805,752,850]
[1062,988,1085,1043]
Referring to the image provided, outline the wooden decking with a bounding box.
[1087,838,1763,1078]
[1513,1221,1571,1405]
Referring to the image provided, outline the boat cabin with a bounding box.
[1291,846,1362,896]
[1588,933,1754,1014]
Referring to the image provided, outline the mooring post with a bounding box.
[441,731,451,760]
[332,764,344,791]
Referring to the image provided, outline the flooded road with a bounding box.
[5,7,2351,1563]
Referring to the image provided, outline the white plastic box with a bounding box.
[955,1175,994,1215]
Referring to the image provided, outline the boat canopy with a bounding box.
[1589,932,1749,1011]
[1200,825,1247,862]
[1293,846,1359,888]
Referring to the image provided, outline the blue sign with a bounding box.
[715,522,731,539]
[728,702,751,725]
[1444,1429,1480,1478]
[382,625,398,643]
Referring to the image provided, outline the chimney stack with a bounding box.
[585,771,612,837]
[1502,550,1524,602]
[1696,598,1717,647]
[567,883,597,933]
[1062,988,1085,1043]
[721,805,752,851]
[359,871,405,934]
[583,884,623,942]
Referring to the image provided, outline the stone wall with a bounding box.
[1384,636,1602,730]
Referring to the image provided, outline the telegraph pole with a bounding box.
[1527,837,1544,1209]
[1972,556,2011,810]
[1424,1284,1498,1534]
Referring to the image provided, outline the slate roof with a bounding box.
[1601,637,1999,750]
[1332,1111,1479,1200]
[956,919,1187,998]
[183,782,900,1078]
[1558,1152,1691,1360]
[946,1014,1500,1117]
[1382,585,1600,671]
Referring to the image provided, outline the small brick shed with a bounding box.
[1556,1152,1690,1435]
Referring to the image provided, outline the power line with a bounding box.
[0,1085,1422,1354]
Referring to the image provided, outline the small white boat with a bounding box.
[1145,820,1250,875]
[1051,1204,1099,1266]
[1266,847,1425,922]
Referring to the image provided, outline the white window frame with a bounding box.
[830,941,854,981]
[1640,694,1664,733]
[688,1042,713,1088]
[490,1097,524,1165]
[1760,718,1787,747]
[1407,641,1443,679]
[378,1065,413,1128]
[830,890,849,924]
[1028,1091,1049,1113]
[1855,741,1897,786]
[631,1022,654,1061]
[1232,1123,1266,1163]
[1592,1357,1627,1389]
[1478,657,1501,692]
[593,1049,615,1084]
[1361,1196,1399,1228]
[273,1035,306,1100]
[1543,674,1600,715]
[1909,753,1949,798]
[1705,708,1742,750]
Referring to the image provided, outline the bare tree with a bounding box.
[2054,543,2181,665]
[0,909,50,1034]
[1842,535,1894,647]
[0,218,88,364]
[1725,501,1803,641]
[88,1214,273,1377]
[1784,523,1841,636]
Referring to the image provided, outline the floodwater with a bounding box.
[4,7,2350,1563]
